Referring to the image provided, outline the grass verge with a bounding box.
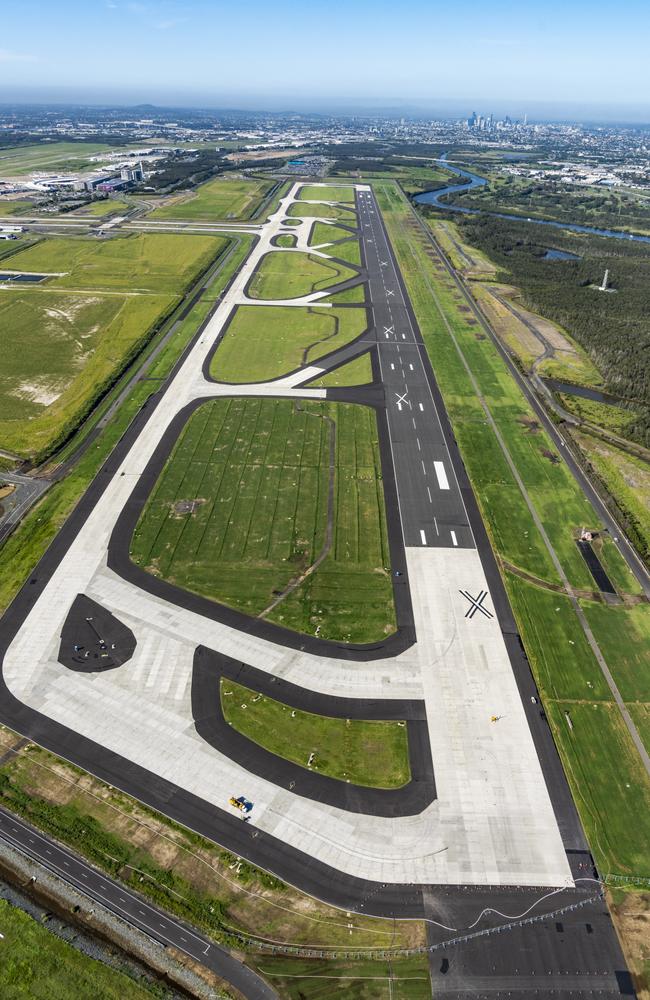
[221,679,409,788]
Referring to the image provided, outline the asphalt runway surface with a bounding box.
[0,805,278,1000]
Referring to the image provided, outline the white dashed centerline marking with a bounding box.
[420,530,427,545]
[434,461,450,490]
[434,516,439,535]
[427,487,432,503]
[421,460,427,475]
[419,402,424,411]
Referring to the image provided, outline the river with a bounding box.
[414,156,650,245]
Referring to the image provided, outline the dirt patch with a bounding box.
[172,498,205,516]
[608,889,650,999]
[519,415,541,434]
[0,483,15,501]
[542,448,560,464]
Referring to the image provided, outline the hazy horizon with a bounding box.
[1,0,649,125]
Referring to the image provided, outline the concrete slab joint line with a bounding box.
[0,180,579,900]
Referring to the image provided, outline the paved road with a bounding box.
[0,805,277,1000]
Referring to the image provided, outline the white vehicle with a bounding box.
[0,225,24,234]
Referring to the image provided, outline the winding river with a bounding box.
[414,156,650,245]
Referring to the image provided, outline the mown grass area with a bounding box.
[0,236,252,615]
[0,199,34,215]
[373,178,650,874]
[545,700,650,875]
[327,238,362,266]
[72,199,129,217]
[322,284,367,303]
[221,680,410,787]
[0,290,174,459]
[504,575,611,701]
[131,398,395,643]
[257,955,431,999]
[2,232,223,293]
[0,730,424,953]
[0,900,160,1000]
[211,305,367,382]
[287,201,357,222]
[147,176,273,221]
[248,251,356,300]
[571,429,650,564]
[581,601,650,702]
[307,352,373,388]
[0,141,115,176]
[309,222,356,246]
[298,184,356,202]
[274,233,297,248]
[0,233,230,460]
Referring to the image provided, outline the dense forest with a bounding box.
[437,212,650,445]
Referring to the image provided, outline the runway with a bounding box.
[0,181,635,994]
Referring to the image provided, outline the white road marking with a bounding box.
[416,437,421,451]
[409,363,414,370]
[419,402,424,411]
[427,487,433,503]
[390,363,395,370]
[383,326,394,335]
[421,460,427,475]
[450,530,458,546]
[434,461,450,490]
[434,516,439,534]
[420,530,427,545]
[401,333,406,340]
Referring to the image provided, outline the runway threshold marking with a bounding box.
[434,461,450,490]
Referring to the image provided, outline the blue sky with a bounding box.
[1,0,648,118]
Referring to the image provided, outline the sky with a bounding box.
[1,0,649,120]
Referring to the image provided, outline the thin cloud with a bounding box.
[156,17,187,29]
[0,49,38,63]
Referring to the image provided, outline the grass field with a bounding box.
[274,233,297,248]
[0,900,156,999]
[221,680,409,787]
[0,236,252,617]
[211,305,367,382]
[2,232,223,293]
[257,956,432,999]
[322,284,367,303]
[0,199,34,215]
[72,199,129,217]
[307,352,374,388]
[0,233,228,459]
[298,184,356,202]
[0,290,173,458]
[309,222,356,246]
[147,176,272,221]
[0,141,114,176]
[374,178,650,874]
[287,201,357,222]
[248,251,356,299]
[326,238,362,266]
[131,398,395,642]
